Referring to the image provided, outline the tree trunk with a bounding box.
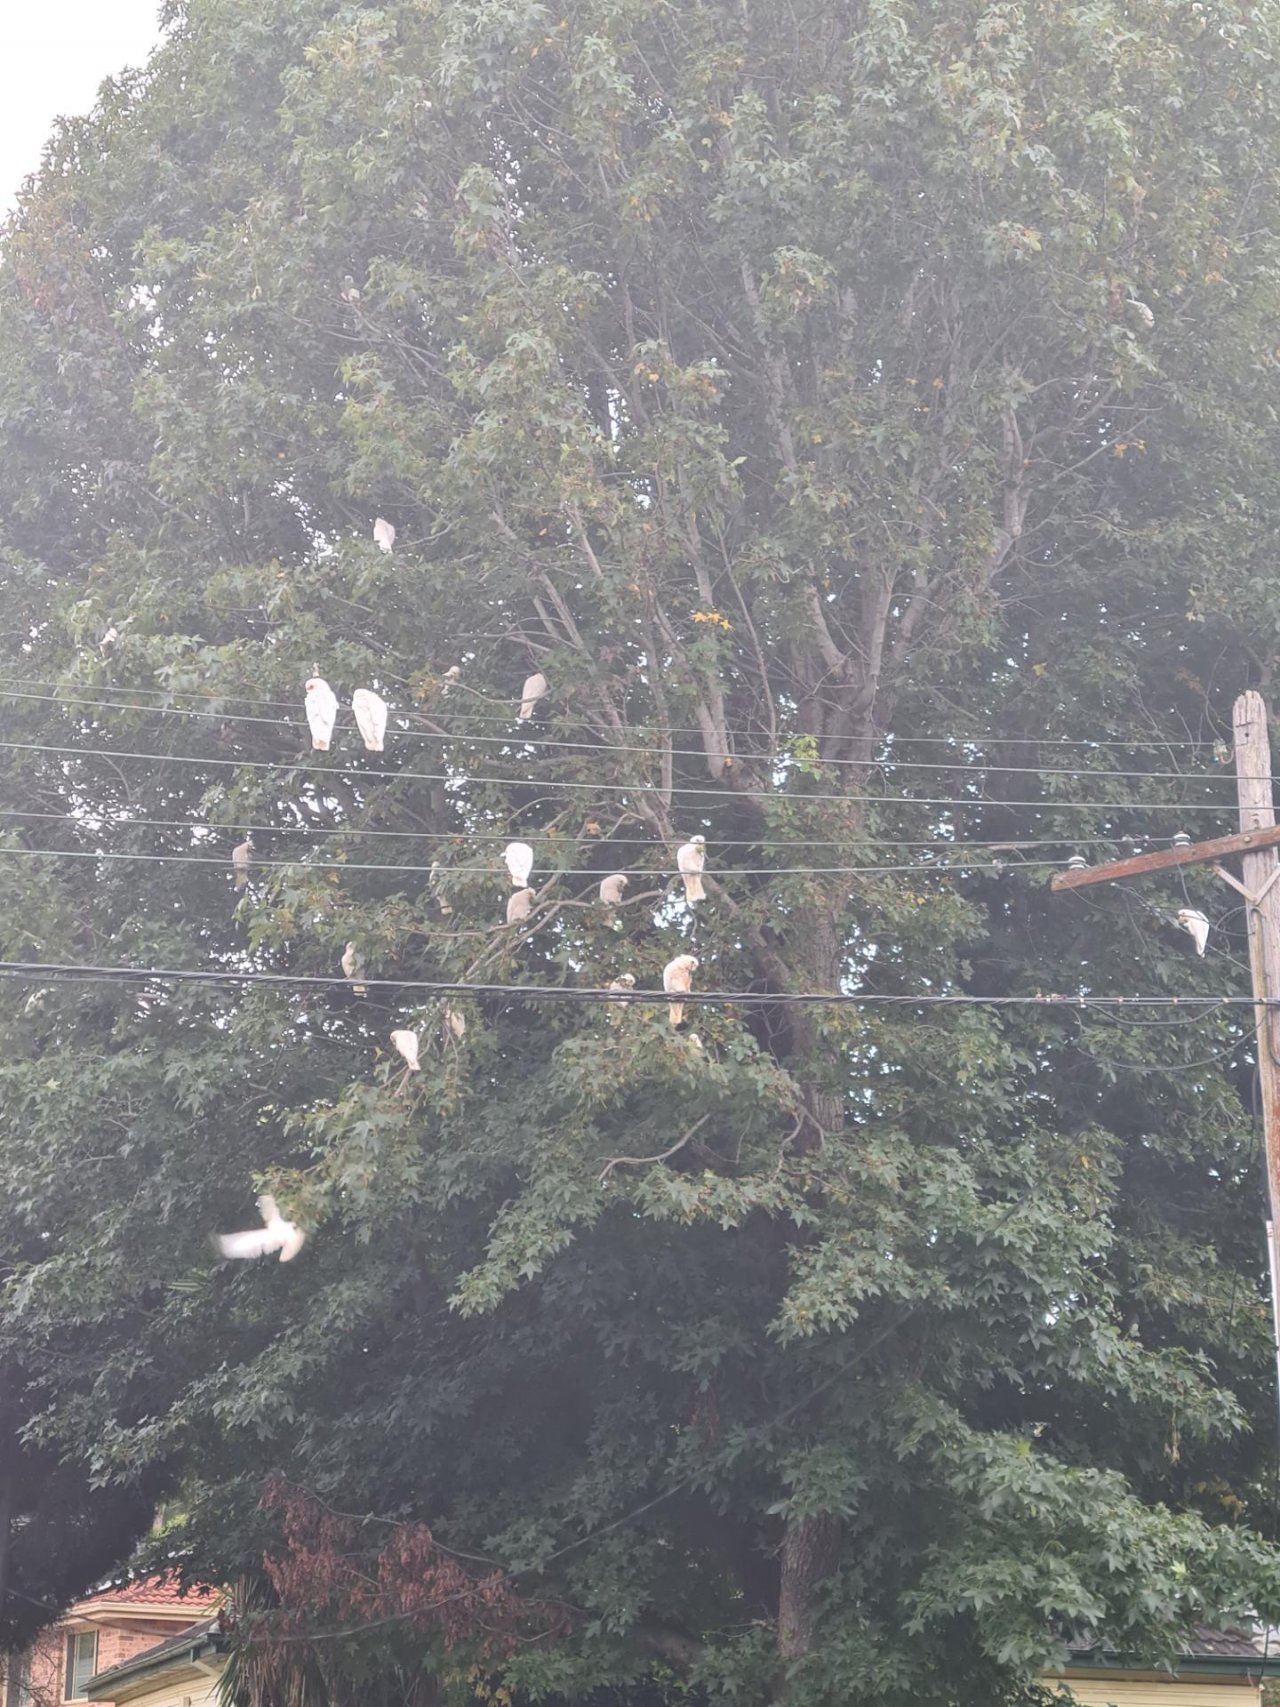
[777,1513,842,1664]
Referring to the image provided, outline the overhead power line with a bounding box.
[0,846,1063,878]
[0,737,1246,811]
[0,685,1235,783]
[0,677,1222,751]
[0,959,1253,1005]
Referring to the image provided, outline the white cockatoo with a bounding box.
[340,275,361,303]
[304,677,339,751]
[391,1029,421,1072]
[663,954,699,1027]
[213,1195,305,1263]
[504,841,534,888]
[445,1008,466,1043]
[352,688,388,753]
[441,665,461,697]
[676,836,707,903]
[342,941,367,996]
[232,836,254,890]
[606,972,636,1025]
[429,861,454,915]
[373,516,396,554]
[507,888,535,924]
[599,873,628,907]
[1127,297,1155,331]
[1176,908,1210,956]
[518,672,548,720]
[100,625,119,653]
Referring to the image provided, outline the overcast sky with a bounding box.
[1,0,166,212]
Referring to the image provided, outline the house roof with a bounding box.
[87,1616,225,1699]
[1066,1624,1280,1677]
[74,1576,220,1615]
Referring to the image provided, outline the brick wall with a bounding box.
[5,1614,207,1707]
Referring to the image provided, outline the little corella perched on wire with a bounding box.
[373,517,396,554]
[504,842,534,888]
[212,1195,305,1263]
[351,689,388,753]
[304,677,338,751]
[1176,908,1210,956]
[518,672,548,720]
[663,954,699,1027]
[677,836,707,903]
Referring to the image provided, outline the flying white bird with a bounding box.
[342,941,367,996]
[390,1029,421,1071]
[677,836,707,903]
[518,672,548,720]
[232,836,254,890]
[213,1195,305,1263]
[504,841,534,888]
[1176,908,1210,956]
[352,688,388,753]
[507,888,535,924]
[373,517,396,554]
[663,954,699,1027]
[304,677,339,751]
[445,1008,466,1043]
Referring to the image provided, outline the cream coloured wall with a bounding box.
[1049,1677,1263,1707]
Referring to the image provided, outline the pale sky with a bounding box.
[1,0,167,211]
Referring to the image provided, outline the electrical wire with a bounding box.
[0,684,1237,783]
[0,846,1063,878]
[0,736,1246,810]
[0,676,1224,750]
[0,960,1258,1004]
[0,809,1154,852]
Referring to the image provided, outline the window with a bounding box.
[4,1653,30,1707]
[64,1632,97,1701]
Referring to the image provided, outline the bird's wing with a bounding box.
[214,1227,281,1260]
[278,1225,306,1263]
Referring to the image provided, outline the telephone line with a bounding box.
[0,737,1247,812]
[0,686,1232,783]
[0,809,1122,852]
[0,959,1255,1005]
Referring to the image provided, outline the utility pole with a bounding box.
[1050,689,1280,1398]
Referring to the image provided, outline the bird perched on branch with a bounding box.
[391,1029,421,1072]
[507,888,535,924]
[445,1008,466,1043]
[212,1195,305,1263]
[441,664,461,696]
[304,677,338,751]
[677,836,707,903]
[663,955,698,1027]
[342,942,367,995]
[373,516,396,554]
[1176,908,1209,956]
[352,689,388,753]
[232,836,254,890]
[599,872,628,925]
[504,842,534,888]
[518,672,548,720]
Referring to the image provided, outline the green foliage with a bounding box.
[2,0,1280,1702]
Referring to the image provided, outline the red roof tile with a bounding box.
[73,1577,219,1612]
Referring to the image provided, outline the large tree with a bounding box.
[4,0,1280,1701]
